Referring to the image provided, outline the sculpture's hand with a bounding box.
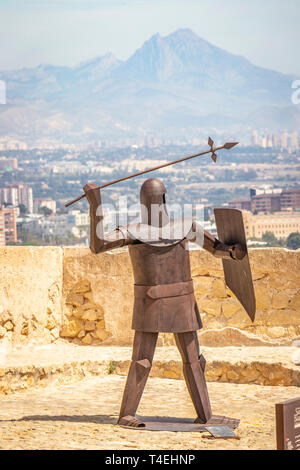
[214,242,246,260]
[228,244,247,260]
[83,184,100,206]
[83,183,133,254]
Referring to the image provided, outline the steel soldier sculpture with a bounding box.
[66,139,256,431]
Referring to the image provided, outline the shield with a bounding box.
[214,208,256,322]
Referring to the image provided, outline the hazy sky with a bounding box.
[1,0,299,75]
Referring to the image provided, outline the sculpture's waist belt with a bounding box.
[134,280,194,300]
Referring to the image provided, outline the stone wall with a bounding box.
[0,246,299,348]
[62,248,134,346]
[0,247,62,347]
[191,248,300,346]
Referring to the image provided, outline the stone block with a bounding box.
[222,302,241,318]
[255,284,271,311]
[211,279,227,298]
[227,309,253,328]
[200,299,221,316]
[72,280,91,294]
[71,307,84,319]
[60,318,84,338]
[21,323,29,336]
[201,315,224,329]
[226,370,240,382]
[46,316,56,330]
[66,293,84,306]
[82,310,98,322]
[193,277,213,296]
[4,321,14,331]
[272,292,290,310]
[81,333,93,345]
[290,291,300,310]
[94,329,112,342]
[266,310,300,327]
[96,318,105,330]
[84,321,96,331]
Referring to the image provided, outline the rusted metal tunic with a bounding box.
[128,239,202,333]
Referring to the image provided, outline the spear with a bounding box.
[65,138,238,207]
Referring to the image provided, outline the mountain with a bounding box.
[0,29,298,144]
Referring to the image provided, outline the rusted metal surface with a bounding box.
[214,208,256,322]
[83,177,249,430]
[119,416,240,432]
[126,218,193,247]
[83,183,104,254]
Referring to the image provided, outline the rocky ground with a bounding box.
[0,374,299,450]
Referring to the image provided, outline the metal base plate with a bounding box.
[119,415,240,432]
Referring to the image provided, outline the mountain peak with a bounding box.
[167,28,200,40]
[1,29,297,143]
[145,32,162,45]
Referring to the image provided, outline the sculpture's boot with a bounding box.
[174,331,212,423]
[118,331,158,428]
[174,331,240,429]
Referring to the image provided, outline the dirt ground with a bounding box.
[0,374,298,450]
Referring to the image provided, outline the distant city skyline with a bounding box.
[1,0,300,76]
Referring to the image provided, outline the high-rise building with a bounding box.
[0,157,18,170]
[267,134,273,148]
[261,135,267,148]
[229,187,300,214]
[0,184,33,213]
[280,130,288,149]
[0,187,18,206]
[291,130,299,151]
[251,193,281,213]
[0,209,5,246]
[3,206,17,243]
[228,198,252,211]
[251,130,258,146]
[0,206,17,245]
[272,134,279,148]
[280,188,300,211]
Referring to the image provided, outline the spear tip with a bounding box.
[224,142,239,149]
[208,136,214,147]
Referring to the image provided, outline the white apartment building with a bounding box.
[33,198,56,214]
[0,184,33,213]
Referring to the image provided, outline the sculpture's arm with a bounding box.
[187,220,246,260]
[93,227,134,255]
[83,184,134,254]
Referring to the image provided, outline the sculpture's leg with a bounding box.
[118,331,158,428]
[174,331,240,428]
[174,331,212,423]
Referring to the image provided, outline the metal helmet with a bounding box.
[140,178,169,227]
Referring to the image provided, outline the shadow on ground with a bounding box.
[0,414,117,425]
